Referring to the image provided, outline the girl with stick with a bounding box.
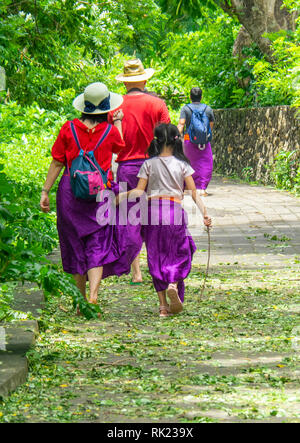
[119,123,211,317]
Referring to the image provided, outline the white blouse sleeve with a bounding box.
[183,162,195,178]
[137,160,150,179]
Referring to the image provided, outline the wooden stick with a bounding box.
[199,226,211,301]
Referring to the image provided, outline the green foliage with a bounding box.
[246,1,300,109]
[157,0,219,33]
[158,0,218,17]
[0,0,164,109]
[0,102,100,320]
[269,150,300,194]
[150,12,241,109]
[0,163,54,277]
[157,0,300,110]
[250,38,300,108]
[0,282,32,322]
[1,0,299,111]
[40,266,101,320]
[0,102,64,184]
[283,0,300,11]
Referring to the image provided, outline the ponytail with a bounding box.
[148,123,190,165]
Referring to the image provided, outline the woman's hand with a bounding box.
[203,215,212,227]
[40,159,64,213]
[40,191,50,213]
[113,109,124,138]
[113,109,124,122]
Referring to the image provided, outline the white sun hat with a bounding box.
[73,82,123,114]
[115,59,155,82]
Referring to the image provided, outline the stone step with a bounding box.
[0,283,44,398]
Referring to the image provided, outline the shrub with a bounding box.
[0,102,100,320]
[270,150,300,194]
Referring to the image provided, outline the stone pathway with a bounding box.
[1,175,299,423]
[186,175,300,267]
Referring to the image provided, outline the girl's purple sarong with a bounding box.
[56,173,140,277]
[143,199,196,302]
[183,140,213,190]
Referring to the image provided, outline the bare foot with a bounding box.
[131,273,143,284]
[89,297,98,305]
[88,299,101,318]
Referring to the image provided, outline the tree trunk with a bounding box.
[221,0,297,60]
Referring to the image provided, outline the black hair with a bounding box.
[148,123,190,165]
[190,87,202,102]
[80,112,108,124]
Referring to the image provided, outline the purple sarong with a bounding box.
[183,140,213,190]
[142,199,196,302]
[116,158,145,248]
[56,173,140,277]
[117,159,145,191]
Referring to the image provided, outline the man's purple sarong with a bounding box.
[56,173,140,277]
[117,159,145,191]
[184,140,213,190]
[116,158,145,248]
[143,199,196,302]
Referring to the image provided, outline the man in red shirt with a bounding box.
[111,59,171,283]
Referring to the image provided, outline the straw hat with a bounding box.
[115,59,155,82]
[73,82,123,114]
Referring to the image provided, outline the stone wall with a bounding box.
[212,106,300,183]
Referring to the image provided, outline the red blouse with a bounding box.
[51,119,125,171]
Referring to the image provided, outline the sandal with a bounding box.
[167,284,183,314]
[159,305,171,318]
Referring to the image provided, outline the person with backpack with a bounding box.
[40,82,140,310]
[178,87,215,197]
[117,123,212,317]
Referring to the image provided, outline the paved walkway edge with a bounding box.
[0,283,44,398]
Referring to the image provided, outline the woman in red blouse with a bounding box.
[40,83,140,310]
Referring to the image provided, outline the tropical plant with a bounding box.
[0,102,100,320]
[150,11,241,109]
[0,0,165,109]
[158,0,298,59]
[270,150,300,194]
[249,1,300,109]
